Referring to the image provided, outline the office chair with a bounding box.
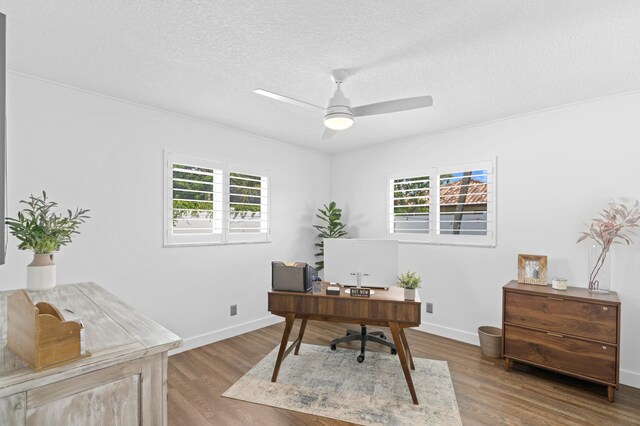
[330,325,397,363]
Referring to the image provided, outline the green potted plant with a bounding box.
[396,270,422,301]
[313,201,348,271]
[5,191,90,291]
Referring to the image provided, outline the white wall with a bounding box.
[330,91,640,387]
[0,72,330,352]
[4,70,639,389]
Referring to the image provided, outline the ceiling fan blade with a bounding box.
[351,96,433,117]
[254,89,324,112]
[321,127,337,140]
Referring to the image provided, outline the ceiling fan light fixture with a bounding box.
[323,112,354,130]
[254,69,433,140]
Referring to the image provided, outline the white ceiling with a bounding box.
[1,1,640,153]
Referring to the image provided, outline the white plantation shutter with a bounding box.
[165,152,223,245]
[436,160,495,246]
[227,164,269,242]
[164,151,270,246]
[388,159,496,247]
[388,169,435,243]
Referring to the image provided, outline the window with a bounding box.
[227,166,269,242]
[165,152,269,246]
[388,159,495,246]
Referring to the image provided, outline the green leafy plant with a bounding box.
[313,201,347,271]
[5,191,90,254]
[396,271,422,289]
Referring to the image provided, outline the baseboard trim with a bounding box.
[417,321,479,346]
[170,315,284,355]
[621,369,640,389]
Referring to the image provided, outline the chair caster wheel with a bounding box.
[357,355,365,363]
[330,344,336,351]
[391,348,397,355]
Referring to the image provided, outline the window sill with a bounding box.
[397,240,496,248]
[163,240,272,248]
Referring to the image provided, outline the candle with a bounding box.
[552,277,568,290]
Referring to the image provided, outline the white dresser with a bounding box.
[0,282,182,425]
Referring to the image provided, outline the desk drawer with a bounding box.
[504,324,616,384]
[504,291,617,343]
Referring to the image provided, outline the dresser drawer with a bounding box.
[504,324,616,384]
[504,291,617,343]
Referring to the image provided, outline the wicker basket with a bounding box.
[478,326,502,358]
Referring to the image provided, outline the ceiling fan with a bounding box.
[254,69,433,139]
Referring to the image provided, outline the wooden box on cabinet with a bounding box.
[502,280,620,402]
[7,289,86,370]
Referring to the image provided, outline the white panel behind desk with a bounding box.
[324,239,399,288]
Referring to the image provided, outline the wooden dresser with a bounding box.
[502,280,620,402]
[0,282,182,425]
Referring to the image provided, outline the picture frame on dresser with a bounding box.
[517,254,547,285]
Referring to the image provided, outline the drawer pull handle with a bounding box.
[547,332,563,338]
[547,297,564,301]
[602,346,607,350]
[603,307,608,311]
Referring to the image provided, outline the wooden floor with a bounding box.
[168,321,640,425]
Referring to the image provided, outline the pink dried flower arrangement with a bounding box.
[577,201,640,291]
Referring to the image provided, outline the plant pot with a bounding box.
[404,288,416,301]
[26,253,56,291]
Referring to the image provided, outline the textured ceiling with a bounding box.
[1,1,640,153]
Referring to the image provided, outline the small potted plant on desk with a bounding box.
[5,191,90,291]
[396,271,421,301]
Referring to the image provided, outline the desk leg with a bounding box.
[271,313,295,383]
[389,322,419,405]
[294,319,307,355]
[399,328,415,371]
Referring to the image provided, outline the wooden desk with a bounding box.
[0,283,182,426]
[268,283,422,404]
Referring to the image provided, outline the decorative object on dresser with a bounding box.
[577,200,640,294]
[502,280,620,402]
[0,282,182,425]
[4,191,90,291]
[517,254,547,285]
[7,289,87,370]
[551,277,568,291]
[396,270,422,301]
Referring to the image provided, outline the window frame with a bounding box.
[387,158,496,247]
[164,150,270,247]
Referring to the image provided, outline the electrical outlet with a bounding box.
[230,304,237,316]
[426,302,433,314]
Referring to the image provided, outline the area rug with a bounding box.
[222,343,462,425]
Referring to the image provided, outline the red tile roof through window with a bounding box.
[440,180,487,205]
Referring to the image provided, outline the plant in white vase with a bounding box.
[577,200,640,293]
[396,270,422,301]
[5,191,90,291]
